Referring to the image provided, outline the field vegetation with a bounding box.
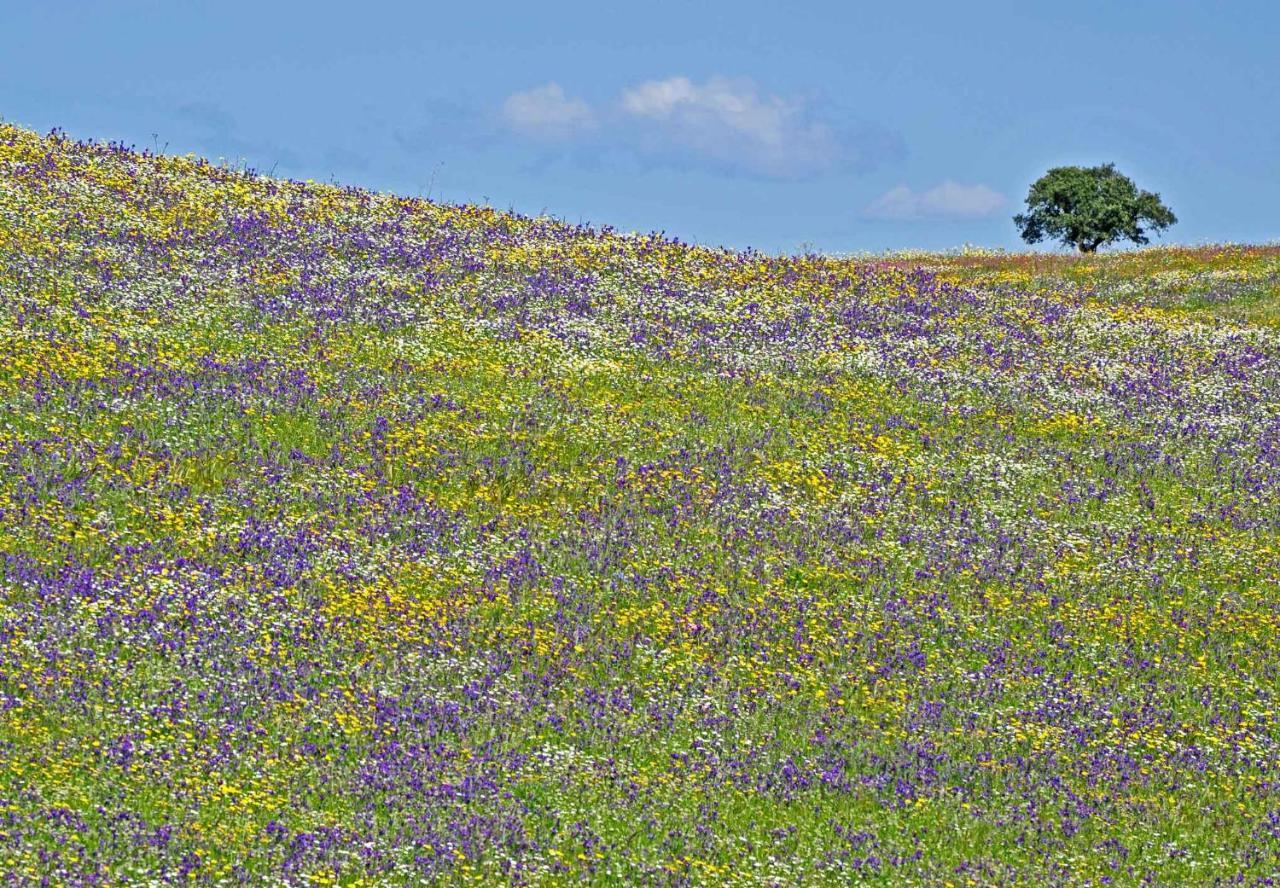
[2,124,1280,884]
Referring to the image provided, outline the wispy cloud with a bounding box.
[496,76,900,180]
[500,83,595,141]
[862,181,1006,221]
[617,76,839,179]
[394,97,494,153]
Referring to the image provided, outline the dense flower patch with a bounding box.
[2,123,1280,884]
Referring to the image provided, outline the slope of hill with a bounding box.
[3,123,1280,884]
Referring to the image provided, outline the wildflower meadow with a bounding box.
[3,123,1280,884]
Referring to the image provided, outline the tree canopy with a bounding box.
[1014,164,1176,253]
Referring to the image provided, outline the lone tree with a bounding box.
[1014,164,1176,253]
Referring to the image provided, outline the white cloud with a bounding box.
[498,75,895,179]
[617,76,839,179]
[862,182,1006,221]
[500,83,594,140]
[618,77,701,118]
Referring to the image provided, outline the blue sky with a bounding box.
[3,0,1277,253]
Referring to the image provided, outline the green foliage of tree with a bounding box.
[1014,164,1177,253]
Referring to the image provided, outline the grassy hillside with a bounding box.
[2,123,1280,884]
